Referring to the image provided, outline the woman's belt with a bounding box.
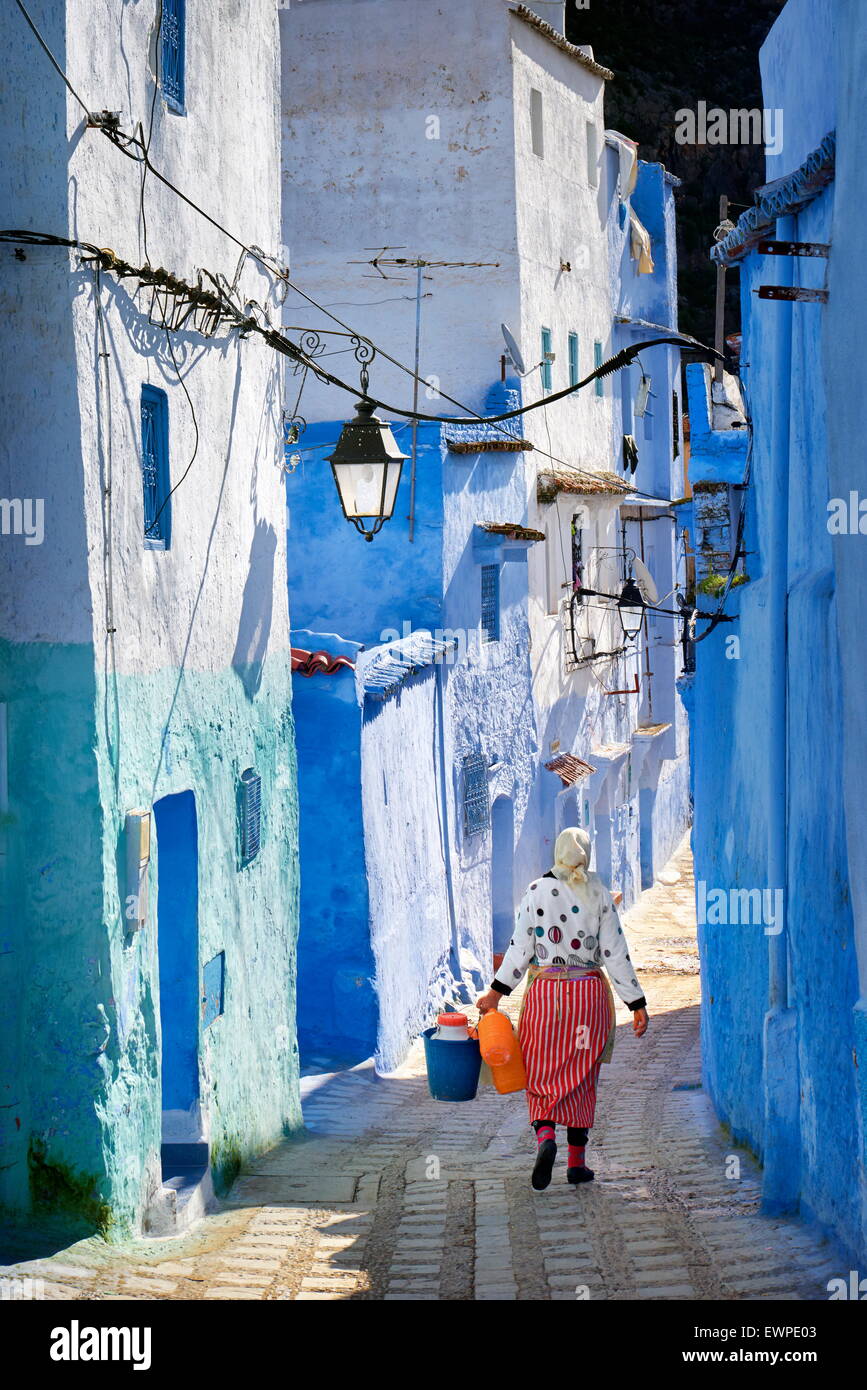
[528,963,602,981]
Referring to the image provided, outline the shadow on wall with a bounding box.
[232,519,276,699]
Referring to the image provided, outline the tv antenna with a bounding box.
[349,247,500,281]
[346,250,501,542]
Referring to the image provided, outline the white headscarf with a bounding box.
[552,826,591,888]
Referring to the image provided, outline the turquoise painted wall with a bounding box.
[0,641,300,1242]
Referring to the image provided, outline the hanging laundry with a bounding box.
[629,206,655,274]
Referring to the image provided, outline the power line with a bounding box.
[11,0,718,496]
[13,0,94,119]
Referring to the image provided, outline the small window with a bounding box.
[463,753,490,836]
[481,564,500,643]
[568,332,579,388]
[530,87,544,157]
[202,952,225,1029]
[140,384,171,548]
[540,327,553,392]
[240,767,262,864]
[160,0,186,113]
[586,119,598,187]
[593,341,604,398]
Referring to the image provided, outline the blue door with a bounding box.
[154,791,200,1130]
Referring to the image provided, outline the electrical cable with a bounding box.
[145,323,201,537]
[10,5,714,497]
[13,0,94,120]
[138,0,165,265]
[1,231,712,472]
[12,0,718,495]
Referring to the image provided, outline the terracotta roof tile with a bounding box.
[481,522,546,541]
[511,6,614,81]
[537,468,631,503]
[291,647,356,677]
[544,754,597,785]
[447,438,534,454]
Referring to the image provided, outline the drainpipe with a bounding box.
[761,213,801,1214]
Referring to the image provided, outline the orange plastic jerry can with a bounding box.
[477,1011,527,1094]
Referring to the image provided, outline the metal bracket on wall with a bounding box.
[757,285,829,304]
[604,674,640,696]
[757,239,830,258]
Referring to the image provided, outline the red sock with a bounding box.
[568,1144,586,1168]
[536,1123,555,1146]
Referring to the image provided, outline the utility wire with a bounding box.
[13,0,94,120]
[11,0,718,495]
[145,324,201,537]
[138,0,165,265]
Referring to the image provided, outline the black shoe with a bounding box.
[567,1164,595,1185]
[531,1139,557,1191]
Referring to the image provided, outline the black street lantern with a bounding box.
[326,398,408,541]
[617,576,645,641]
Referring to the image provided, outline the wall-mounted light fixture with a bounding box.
[327,398,408,541]
[617,576,645,640]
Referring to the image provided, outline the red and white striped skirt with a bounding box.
[518,973,611,1127]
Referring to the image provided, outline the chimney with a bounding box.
[522,2,567,36]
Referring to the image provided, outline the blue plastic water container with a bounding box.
[422,1027,482,1102]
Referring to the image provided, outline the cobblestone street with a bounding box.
[2,840,847,1302]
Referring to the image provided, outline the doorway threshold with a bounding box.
[144,1143,214,1237]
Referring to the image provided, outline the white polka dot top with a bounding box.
[493,871,646,1009]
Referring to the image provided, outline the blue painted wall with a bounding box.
[287,419,444,647]
[287,386,546,1071]
[685,0,866,1261]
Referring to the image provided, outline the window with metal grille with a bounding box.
[463,753,490,836]
[160,0,186,113]
[140,384,171,548]
[594,340,604,397]
[568,332,579,388]
[481,564,500,643]
[240,768,262,864]
[540,327,552,392]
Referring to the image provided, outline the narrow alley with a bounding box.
[4,843,845,1303]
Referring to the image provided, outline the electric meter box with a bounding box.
[124,809,151,930]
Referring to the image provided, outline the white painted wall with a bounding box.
[2,0,288,673]
[510,17,614,472]
[281,0,523,421]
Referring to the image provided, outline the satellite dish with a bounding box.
[500,323,527,376]
[632,556,659,606]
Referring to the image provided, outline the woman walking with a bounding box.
[476,827,649,1191]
